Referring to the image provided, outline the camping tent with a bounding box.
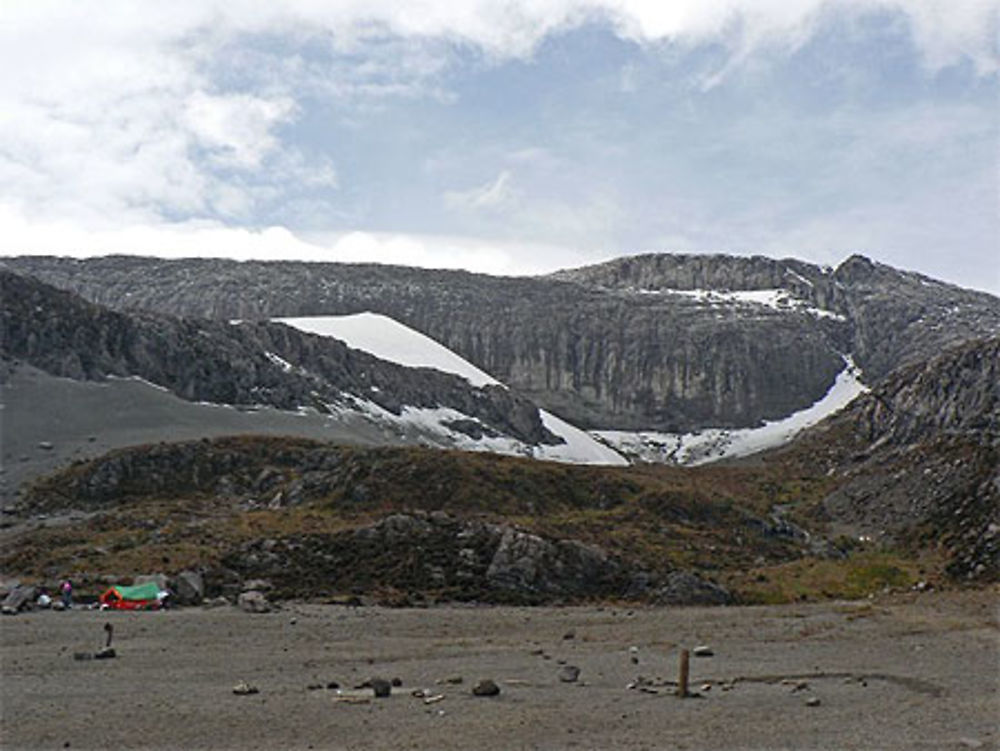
[99,582,164,610]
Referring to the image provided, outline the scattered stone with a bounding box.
[629,646,639,665]
[700,683,712,692]
[805,697,821,707]
[471,679,500,697]
[563,629,576,640]
[38,441,54,450]
[73,652,93,661]
[391,677,402,687]
[693,645,714,657]
[202,596,230,609]
[94,647,116,660]
[370,678,392,698]
[307,683,323,691]
[232,681,259,695]
[558,665,581,683]
[423,694,445,705]
[326,681,340,690]
[790,681,809,693]
[437,675,463,685]
[238,590,270,614]
[51,600,67,612]
[959,737,985,749]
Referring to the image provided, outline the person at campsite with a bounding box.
[60,580,73,608]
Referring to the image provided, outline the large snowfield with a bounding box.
[279,314,867,467]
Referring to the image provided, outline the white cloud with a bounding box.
[0,202,584,277]
[443,170,515,210]
[0,0,994,279]
[183,92,297,169]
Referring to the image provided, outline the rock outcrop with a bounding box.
[222,511,723,604]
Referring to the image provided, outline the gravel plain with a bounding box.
[1,589,996,750]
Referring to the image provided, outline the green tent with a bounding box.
[100,581,164,609]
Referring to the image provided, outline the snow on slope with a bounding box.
[634,287,845,321]
[278,314,628,466]
[279,314,499,387]
[595,356,867,465]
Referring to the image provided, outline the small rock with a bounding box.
[558,665,581,683]
[693,645,714,657]
[307,683,323,691]
[370,678,391,698]
[38,441,54,450]
[563,630,576,640]
[232,681,259,695]
[94,647,116,660]
[391,677,402,687]
[437,675,463,685]
[326,681,340,690]
[471,679,500,697]
[700,683,712,692]
[805,697,821,707]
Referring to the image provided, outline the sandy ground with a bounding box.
[1,590,996,750]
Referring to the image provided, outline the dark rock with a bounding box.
[471,679,500,697]
[653,572,732,606]
[370,678,391,698]
[174,570,204,606]
[558,665,581,683]
[692,645,714,657]
[94,647,116,659]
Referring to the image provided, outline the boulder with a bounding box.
[174,570,204,606]
[653,571,732,606]
[238,590,271,613]
[2,585,37,614]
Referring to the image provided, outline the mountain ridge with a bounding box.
[9,252,995,434]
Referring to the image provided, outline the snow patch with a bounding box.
[278,313,499,387]
[595,356,866,466]
[635,287,845,321]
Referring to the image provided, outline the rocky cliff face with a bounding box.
[789,335,1000,581]
[6,253,998,432]
[0,270,555,445]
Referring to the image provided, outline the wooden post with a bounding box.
[677,649,690,698]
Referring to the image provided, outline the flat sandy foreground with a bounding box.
[2,590,997,751]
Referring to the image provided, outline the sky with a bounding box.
[1,1,997,293]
